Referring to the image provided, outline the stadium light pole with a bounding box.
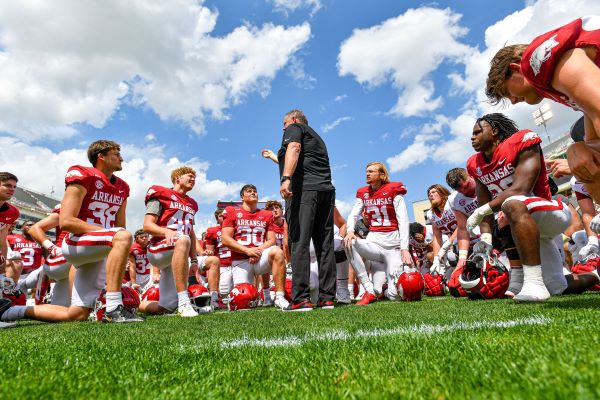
[533,103,553,143]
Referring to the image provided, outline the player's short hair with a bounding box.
[240,184,257,198]
[409,222,425,238]
[285,109,308,125]
[87,140,120,167]
[265,200,282,210]
[134,229,147,239]
[485,44,528,105]
[476,113,519,143]
[366,162,390,184]
[214,208,224,220]
[427,184,451,201]
[446,168,470,190]
[0,172,18,183]
[171,166,196,184]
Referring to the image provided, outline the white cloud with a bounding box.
[321,116,353,133]
[335,198,354,218]
[219,137,230,142]
[386,0,598,171]
[0,137,243,231]
[145,133,157,141]
[0,0,311,141]
[287,57,317,89]
[270,0,322,17]
[338,7,473,117]
[334,94,347,102]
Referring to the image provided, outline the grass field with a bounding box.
[2,294,600,399]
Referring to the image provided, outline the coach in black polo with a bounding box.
[278,109,336,311]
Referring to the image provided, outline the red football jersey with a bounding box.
[355,181,407,233]
[272,221,285,250]
[205,226,231,267]
[64,165,129,229]
[7,234,44,272]
[130,242,150,275]
[222,206,275,261]
[522,16,600,110]
[50,203,67,246]
[145,185,198,245]
[0,202,19,231]
[467,130,551,200]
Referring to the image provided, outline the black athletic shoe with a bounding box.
[316,300,335,310]
[102,305,145,323]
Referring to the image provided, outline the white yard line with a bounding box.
[220,316,551,349]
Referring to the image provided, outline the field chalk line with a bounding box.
[220,316,551,349]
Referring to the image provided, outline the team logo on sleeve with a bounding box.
[95,180,104,189]
[146,188,156,196]
[363,193,369,199]
[476,167,482,176]
[522,131,540,142]
[171,195,178,201]
[530,35,559,76]
[237,212,243,218]
[65,170,83,178]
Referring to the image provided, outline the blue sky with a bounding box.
[0,0,596,232]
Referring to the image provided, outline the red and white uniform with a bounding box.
[130,242,151,288]
[346,182,410,298]
[467,130,571,295]
[570,176,591,201]
[426,202,457,237]
[221,206,277,288]
[272,221,285,250]
[144,185,197,312]
[409,224,433,267]
[448,191,480,246]
[521,16,600,110]
[60,165,129,308]
[7,234,44,274]
[205,226,231,267]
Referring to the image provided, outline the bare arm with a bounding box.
[28,213,59,246]
[221,226,256,257]
[115,199,127,228]
[128,255,137,283]
[454,211,471,253]
[282,142,301,177]
[475,179,494,235]
[333,207,347,237]
[578,197,597,238]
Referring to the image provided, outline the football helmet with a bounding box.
[423,272,445,297]
[0,276,26,306]
[228,283,259,311]
[458,252,509,300]
[396,268,425,301]
[93,287,141,321]
[142,285,160,302]
[188,284,211,312]
[571,254,600,291]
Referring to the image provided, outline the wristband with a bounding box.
[479,203,493,216]
[458,250,469,260]
[190,258,198,264]
[42,240,55,250]
[480,233,492,245]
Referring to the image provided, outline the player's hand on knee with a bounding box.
[343,231,356,249]
[590,214,600,235]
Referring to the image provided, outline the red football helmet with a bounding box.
[93,287,141,321]
[396,269,425,301]
[188,284,211,311]
[459,253,509,300]
[1,277,26,306]
[571,254,600,291]
[142,285,160,301]
[228,283,259,311]
[423,272,445,297]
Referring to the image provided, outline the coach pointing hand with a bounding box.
[277,109,336,311]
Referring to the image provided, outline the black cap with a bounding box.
[570,116,585,142]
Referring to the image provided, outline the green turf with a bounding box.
[2,294,600,399]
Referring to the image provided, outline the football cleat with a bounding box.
[274,296,290,310]
[262,295,274,307]
[228,283,260,311]
[396,269,425,301]
[177,302,199,317]
[335,287,352,305]
[94,287,141,321]
[0,298,13,321]
[356,291,377,305]
[102,304,145,323]
[284,299,313,312]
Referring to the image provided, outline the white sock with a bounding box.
[1,305,27,321]
[523,264,544,285]
[177,291,191,308]
[357,273,374,293]
[105,291,122,313]
[263,288,270,300]
[276,291,285,299]
[348,283,354,295]
[507,268,524,292]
